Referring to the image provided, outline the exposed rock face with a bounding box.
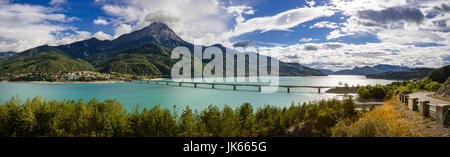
[436,77,450,98]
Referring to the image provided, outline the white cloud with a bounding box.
[220,6,335,41]
[226,5,255,23]
[305,0,316,7]
[113,24,132,38]
[93,18,109,25]
[310,21,339,29]
[93,31,113,40]
[49,0,67,5]
[259,42,449,70]
[299,38,313,42]
[0,1,87,52]
[327,0,450,46]
[98,0,232,45]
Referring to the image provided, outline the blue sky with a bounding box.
[0,0,449,70]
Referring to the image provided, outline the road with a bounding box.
[408,92,450,105]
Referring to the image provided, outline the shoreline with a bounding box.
[1,78,166,84]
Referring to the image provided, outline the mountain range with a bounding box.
[0,22,325,77]
[321,64,413,75]
[365,68,434,80]
[0,52,16,58]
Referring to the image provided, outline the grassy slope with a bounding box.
[0,51,93,74]
[98,42,175,77]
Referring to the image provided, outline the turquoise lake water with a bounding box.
[0,75,395,112]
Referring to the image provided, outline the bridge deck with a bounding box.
[139,80,338,93]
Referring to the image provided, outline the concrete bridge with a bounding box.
[138,80,337,93]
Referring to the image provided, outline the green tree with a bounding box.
[238,103,255,136]
[179,106,195,137]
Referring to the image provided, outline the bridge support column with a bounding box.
[233,85,236,90]
[179,82,182,87]
[212,84,215,89]
[287,88,290,93]
[258,86,261,92]
[194,83,197,88]
[318,88,321,93]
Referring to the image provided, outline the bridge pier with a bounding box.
[318,88,321,93]
[194,83,197,88]
[287,88,290,93]
[258,86,261,92]
[212,84,215,89]
[179,82,182,87]
[233,85,236,90]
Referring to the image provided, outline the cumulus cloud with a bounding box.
[93,18,109,25]
[93,31,113,40]
[49,0,67,6]
[259,42,449,70]
[299,38,313,42]
[434,4,450,12]
[303,45,318,51]
[310,21,339,28]
[226,5,255,23]
[97,0,231,45]
[0,1,88,52]
[323,43,344,49]
[232,40,253,47]
[357,7,425,26]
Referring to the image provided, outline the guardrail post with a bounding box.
[400,93,404,103]
[436,104,450,126]
[404,95,409,106]
[408,97,419,111]
[419,100,430,117]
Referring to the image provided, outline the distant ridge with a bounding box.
[331,64,412,75]
[0,51,16,58]
[366,68,434,80]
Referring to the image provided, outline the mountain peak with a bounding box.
[144,21,171,30]
[113,22,188,48]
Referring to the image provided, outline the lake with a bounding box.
[0,75,395,112]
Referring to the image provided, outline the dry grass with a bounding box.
[334,97,420,137]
